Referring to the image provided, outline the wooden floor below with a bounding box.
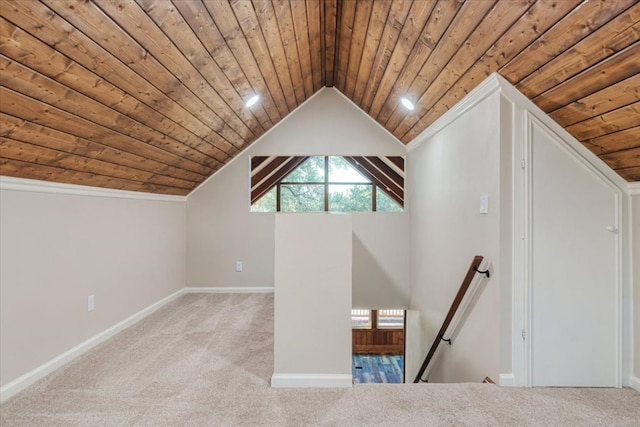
[352,354,404,384]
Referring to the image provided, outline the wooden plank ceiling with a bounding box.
[1,0,638,195]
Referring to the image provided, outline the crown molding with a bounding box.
[0,176,187,202]
[628,182,640,195]
[406,73,502,151]
[406,73,629,192]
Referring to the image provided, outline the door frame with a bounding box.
[513,111,624,387]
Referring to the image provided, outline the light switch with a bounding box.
[480,196,489,214]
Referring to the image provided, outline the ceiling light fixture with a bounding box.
[245,94,260,108]
[400,97,415,111]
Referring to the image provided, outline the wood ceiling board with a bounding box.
[305,0,323,92]
[565,101,640,141]
[0,55,227,168]
[0,27,233,162]
[400,0,581,142]
[0,157,191,195]
[615,166,640,181]
[89,0,261,141]
[360,0,413,112]
[517,3,640,100]
[373,0,454,125]
[0,87,212,176]
[271,0,308,103]
[500,0,636,85]
[2,0,639,192]
[0,6,240,158]
[334,0,356,94]
[0,136,196,190]
[350,0,391,106]
[180,0,281,126]
[322,0,339,87]
[342,0,373,100]
[389,0,532,137]
[253,0,301,109]
[548,74,640,127]
[583,127,640,155]
[137,0,273,133]
[366,0,438,119]
[532,41,640,112]
[291,0,316,98]
[230,0,294,117]
[0,112,206,183]
[601,147,640,170]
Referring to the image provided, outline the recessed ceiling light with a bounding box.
[245,94,260,108]
[400,97,415,111]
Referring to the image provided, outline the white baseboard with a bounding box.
[271,374,352,388]
[630,375,640,392]
[499,373,515,387]
[0,289,185,403]
[1,286,278,402]
[185,286,274,293]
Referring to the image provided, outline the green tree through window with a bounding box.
[251,156,403,213]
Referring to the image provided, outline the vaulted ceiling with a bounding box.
[1,0,638,195]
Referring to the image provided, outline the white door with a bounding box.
[530,122,618,387]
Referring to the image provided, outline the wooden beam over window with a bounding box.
[344,156,404,206]
[251,156,309,204]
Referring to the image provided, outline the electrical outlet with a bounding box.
[235,261,243,272]
[88,295,95,312]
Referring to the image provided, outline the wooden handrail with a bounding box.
[413,255,486,383]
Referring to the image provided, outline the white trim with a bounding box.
[628,182,640,195]
[406,74,502,151]
[520,113,624,388]
[187,88,329,197]
[184,286,274,293]
[492,74,629,191]
[0,176,186,202]
[270,374,352,388]
[0,286,276,402]
[0,289,185,403]
[630,376,640,392]
[499,373,515,387]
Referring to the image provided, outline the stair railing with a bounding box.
[413,255,490,383]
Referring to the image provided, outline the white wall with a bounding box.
[0,184,185,388]
[404,73,632,387]
[272,213,352,387]
[186,88,409,308]
[406,90,505,383]
[632,193,640,384]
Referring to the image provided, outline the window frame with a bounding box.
[376,309,405,329]
[255,156,402,212]
[351,309,405,330]
[351,309,373,329]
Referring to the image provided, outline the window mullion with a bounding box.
[324,155,329,212]
[372,185,377,212]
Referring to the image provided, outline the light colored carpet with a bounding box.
[1,293,639,426]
